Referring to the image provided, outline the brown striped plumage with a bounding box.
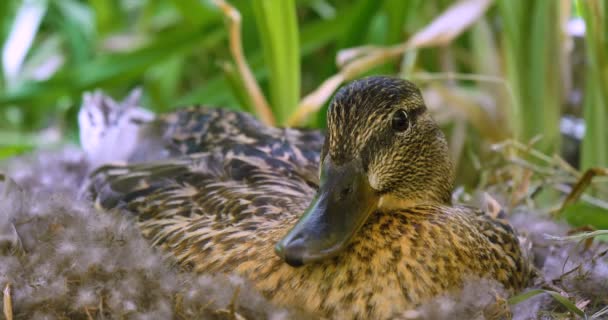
[86,77,531,319]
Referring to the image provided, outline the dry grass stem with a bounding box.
[212,0,275,126]
[552,184,608,211]
[287,0,494,126]
[287,73,344,126]
[492,140,608,213]
[229,286,241,316]
[545,230,608,242]
[411,72,517,141]
[483,193,503,219]
[555,167,608,217]
[84,306,94,320]
[591,305,608,319]
[336,45,382,67]
[3,283,13,320]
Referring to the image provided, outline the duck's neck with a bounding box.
[377,193,451,211]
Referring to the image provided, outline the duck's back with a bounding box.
[85,107,324,267]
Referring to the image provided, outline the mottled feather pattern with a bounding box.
[240,204,531,319]
[87,107,322,269]
[85,77,532,319]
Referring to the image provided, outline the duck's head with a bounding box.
[275,76,454,267]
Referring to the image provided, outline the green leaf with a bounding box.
[0,145,33,160]
[173,0,218,26]
[563,202,608,230]
[88,0,121,35]
[50,0,95,64]
[0,25,224,107]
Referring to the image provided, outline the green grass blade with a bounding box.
[384,0,409,45]
[181,5,364,114]
[579,0,608,169]
[251,0,300,124]
[509,289,585,317]
[581,80,608,169]
[529,0,561,153]
[337,0,384,49]
[498,1,563,154]
[220,61,253,112]
[173,0,216,26]
[49,0,95,65]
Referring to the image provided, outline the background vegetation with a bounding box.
[1,0,607,228]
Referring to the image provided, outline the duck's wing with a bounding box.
[159,107,323,165]
[83,107,323,268]
[78,98,323,178]
[88,147,319,220]
[464,205,534,290]
[86,107,323,213]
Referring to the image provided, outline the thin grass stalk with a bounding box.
[289,0,493,126]
[214,0,275,125]
[470,17,511,140]
[496,0,524,141]
[251,0,300,125]
[579,0,608,169]
[220,61,254,112]
[530,0,562,154]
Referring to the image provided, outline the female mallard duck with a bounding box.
[83,76,531,319]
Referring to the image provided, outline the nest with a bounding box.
[1,147,607,319]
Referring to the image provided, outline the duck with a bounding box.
[83,76,531,319]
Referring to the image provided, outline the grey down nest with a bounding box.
[1,93,607,319]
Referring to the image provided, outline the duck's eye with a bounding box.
[391,110,409,132]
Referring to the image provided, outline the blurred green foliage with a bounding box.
[0,0,601,158]
[0,1,449,127]
[497,0,563,155]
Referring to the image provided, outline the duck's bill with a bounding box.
[275,159,378,267]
